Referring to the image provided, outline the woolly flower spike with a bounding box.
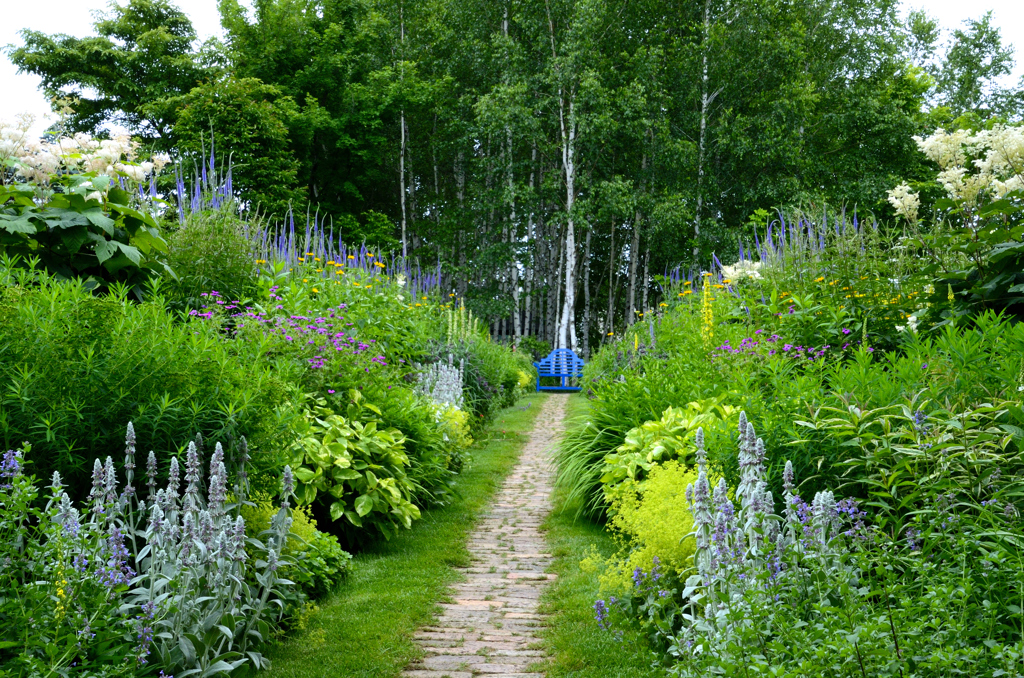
[209,442,224,480]
[694,427,706,465]
[281,465,295,509]
[232,516,247,562]
[691,461,714,576]
[124,422,137,470]
[183,442,201,509]
[89,458,105,505]
[167,456,180,504]
[146,451,158,499]
[103,457,118,506]
[208,462,228,520]
[51,471,64,492]
[783,460,795,495]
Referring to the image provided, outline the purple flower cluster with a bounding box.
[0,449,22,489]
[190,290,388,377]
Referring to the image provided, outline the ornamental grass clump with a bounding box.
[0,423,298,677]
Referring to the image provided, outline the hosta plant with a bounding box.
[288,390,421,539]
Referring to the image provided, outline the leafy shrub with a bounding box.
[598,411,1024,676]
[163,209,260,311]
[0,424,297,677]
[586,459,700,594]
[517,335,551,361]
[0,267,286,498]
[599,398,737,489]
[287,391,421,541]
[0,123,172,295]
[241,496,352,600]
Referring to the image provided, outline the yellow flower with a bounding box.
[608,332,614,336]
[422,296,427,300]
[815,277,825,283]
[367,253,375,258]
[684,281,692,286]
[374,261,386,268]
[315,257,321,261]
[312,288,319,293]
[713,284,724,289]
[302,278,309,283]
[660,303,668,307]
[348,255,355,260]
[415,303,422,307]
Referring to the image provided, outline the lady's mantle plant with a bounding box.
[0,423,297,677]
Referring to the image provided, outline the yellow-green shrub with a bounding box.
[588,460,700,594]
[241,495,352,599]
[438,405,473,451]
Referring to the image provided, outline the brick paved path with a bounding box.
[402,393,569,678]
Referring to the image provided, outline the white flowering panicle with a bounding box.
[719,260,762,281]
[899,125,1024,223]
[0,113,170,197]
[887,183,920,223]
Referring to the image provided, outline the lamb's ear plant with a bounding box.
[0,422,299,677]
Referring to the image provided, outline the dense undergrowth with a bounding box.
[555,126,1024,675]
[0,131,532,677]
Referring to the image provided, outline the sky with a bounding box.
[1,0,1023,136]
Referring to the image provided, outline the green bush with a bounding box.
[287,391,421,542]
[163,209,261,311]
[241,496,352,600]
[0,266,286,497]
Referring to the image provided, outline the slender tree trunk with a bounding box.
[456,152,467,299]
[641,241,650,315]
[606,220,616,339]
[400,112,407,260]
[628,210,641,325]
[695,0,723,257]
[582,225,591,358]
[525,144,536,339]
[556,99,578,350]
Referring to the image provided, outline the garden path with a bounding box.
[401,393,568,678]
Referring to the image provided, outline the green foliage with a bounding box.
[590,460,700,593]
[163,208,261,311]
[0,182,171,296]
[241,497,352,600]
[0,267,285,497]
[518,335,552,362]
[171,77,303,216]
[287,392,421,541]
[6,0,214,143]
[599,398,736,489]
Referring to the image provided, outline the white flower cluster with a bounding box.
[417,354,465,410]
[720,260,762,281]
[0,113,170,191]
[904,125,1024,214]
[887,182,920,223]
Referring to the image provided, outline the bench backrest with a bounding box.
[534,348,585,376]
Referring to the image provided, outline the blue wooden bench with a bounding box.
[533,348,585,392]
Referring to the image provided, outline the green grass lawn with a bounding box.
[538,394,665,678]
[264,393,546,678]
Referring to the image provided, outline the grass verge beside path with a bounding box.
[539,394,665,678]
[264,393,546,678]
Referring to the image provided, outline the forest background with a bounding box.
[5,0,1024,355]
